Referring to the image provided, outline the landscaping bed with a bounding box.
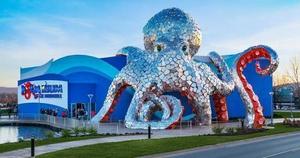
[283,118,300,127]
[211,126,267,136]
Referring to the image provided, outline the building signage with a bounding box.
[18,80,68,109]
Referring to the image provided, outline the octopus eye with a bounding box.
[181,45,188,52]
[155,45,162,52]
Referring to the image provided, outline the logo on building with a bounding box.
[21,81,64,100]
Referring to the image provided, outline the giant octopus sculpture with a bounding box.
[91,8,279,129]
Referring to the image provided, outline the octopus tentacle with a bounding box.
[163,95,184,129]
[91,46,147,124]
[192,96,212,125]
[91,78,129,123]
[208,52,235,122]
[212,94,228,122]
[138,95,171,121]
[125,87,184,129]
[193,56,230,122]
[208,51,235,95]
[117,46,147,63]
[233,45,279,128]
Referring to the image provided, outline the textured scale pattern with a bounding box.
[91,8,279,129]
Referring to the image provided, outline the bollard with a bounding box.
[180,119,182,130]
[116,122,119,134]
[31,138,35,157]
[148,124,151,139]
[241,119,244,129]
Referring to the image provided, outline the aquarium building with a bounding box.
[17,54,273,121]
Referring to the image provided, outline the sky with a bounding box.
[0,0,300,87]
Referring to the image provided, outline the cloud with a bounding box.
[1,2,300,87]
[0,14,143,87]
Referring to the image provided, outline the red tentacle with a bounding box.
[236,47,272,128]
[101,84,129,122]
[211,58,229,122]
[213,93,228,122]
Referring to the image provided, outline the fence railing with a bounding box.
[0,113,246,134]
[0,113,97,130]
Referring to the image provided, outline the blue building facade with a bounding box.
[17,54,272,121]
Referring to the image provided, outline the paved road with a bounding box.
[148,132,300,158]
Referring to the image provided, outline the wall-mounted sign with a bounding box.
[18,80,68,109]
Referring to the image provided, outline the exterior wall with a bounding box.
[17,55,272,120]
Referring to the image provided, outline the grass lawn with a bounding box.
[0,135,105,153]
[38,124,300,158]
[274,111,300,118]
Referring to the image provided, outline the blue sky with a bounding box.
[0,0,300,87]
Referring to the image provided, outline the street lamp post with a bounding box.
[269,92,274,126]
[38,92,41,120]
[290,92,294,119]
[87,94,94,120]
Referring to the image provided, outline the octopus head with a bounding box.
[143,8,202,59]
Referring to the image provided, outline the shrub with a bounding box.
[296,120,300,127]
[62,129,71,138]
[79,127,87,135]
[87,127,98,136]
[282,118,300,127]
[72,127,80,136]
[45,131,54,139]
[283,118,289,125]
[225,127,236,134]
[18,137,24,142]
[212,126,224,135]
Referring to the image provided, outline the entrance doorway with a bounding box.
[70,102,95,120]
[70,103,85,119]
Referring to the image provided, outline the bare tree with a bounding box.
[273,72,290,86]
[287,56,300,98]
